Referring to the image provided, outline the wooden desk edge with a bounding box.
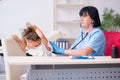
[5,56,120,65]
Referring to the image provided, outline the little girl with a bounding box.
[11,23,53,56]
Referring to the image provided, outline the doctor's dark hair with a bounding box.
[79,6,101,27]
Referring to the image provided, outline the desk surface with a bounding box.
[6,56,120,65]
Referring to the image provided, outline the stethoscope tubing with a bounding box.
[71,32,88,50]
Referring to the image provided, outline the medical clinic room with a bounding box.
[0,0,120,80]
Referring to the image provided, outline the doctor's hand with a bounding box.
[49,41,64,55]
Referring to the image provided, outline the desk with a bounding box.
[5,56,120,80]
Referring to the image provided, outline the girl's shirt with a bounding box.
[26,42,52,56]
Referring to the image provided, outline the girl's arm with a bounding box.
[35,26,51,51]
[11,35,26,52]
[27,23,51,51]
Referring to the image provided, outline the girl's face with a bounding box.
[80,13,93,28]
[25,39,41,49]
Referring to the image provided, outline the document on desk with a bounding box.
[69,56,95,60]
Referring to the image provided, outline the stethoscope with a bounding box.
[70,32,88,50]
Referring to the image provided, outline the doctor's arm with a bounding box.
[64,47,93,56]
[49,41,93,56]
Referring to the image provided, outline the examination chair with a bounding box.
[104,31,120,58]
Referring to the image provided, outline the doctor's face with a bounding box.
[80,13,93,28]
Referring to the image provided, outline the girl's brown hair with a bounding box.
[22,27,40,44]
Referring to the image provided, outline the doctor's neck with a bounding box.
[85,24,94,33]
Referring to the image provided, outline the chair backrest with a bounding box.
[104,31,120,57]
[2,37,28,80]
[2,37,25,56]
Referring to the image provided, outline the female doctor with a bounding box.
[50,6,105,56]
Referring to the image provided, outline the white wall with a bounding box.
[0,0,54,38]
[0,0,120,38]
[89,0,120,20]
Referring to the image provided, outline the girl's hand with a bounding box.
[26,22,32,29]
[31,24,37,31]
[29,24,44,38]
[26,22,37,30]
[26,22,32,27]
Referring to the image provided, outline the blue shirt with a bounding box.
[70,28,105,56]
